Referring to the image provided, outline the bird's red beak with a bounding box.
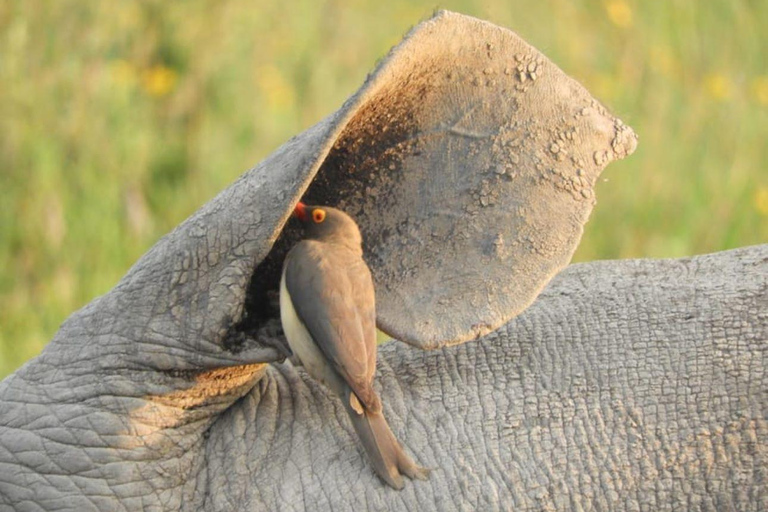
[294,201,308,221]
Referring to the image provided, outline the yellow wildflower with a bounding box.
[142,65,177,97]
[704,73,732,101]
[750,75,768,106]
[605,0,633,29]
[755,186,768,216]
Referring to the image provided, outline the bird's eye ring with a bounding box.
[313,209,326,223]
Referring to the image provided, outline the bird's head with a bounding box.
[293,202,363,252]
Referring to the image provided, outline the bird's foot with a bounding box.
[257,318,293,361]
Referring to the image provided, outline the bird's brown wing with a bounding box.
[284,240,379,409]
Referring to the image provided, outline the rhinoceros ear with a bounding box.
[243,10,637,351]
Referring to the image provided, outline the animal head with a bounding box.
[293,202,363,251]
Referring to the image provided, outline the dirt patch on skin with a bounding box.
[145,364,267,415]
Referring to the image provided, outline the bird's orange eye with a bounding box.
[313,209,326,223]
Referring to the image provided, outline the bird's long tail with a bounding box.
[343,389,430,490]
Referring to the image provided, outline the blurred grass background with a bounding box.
[1,0,766,377]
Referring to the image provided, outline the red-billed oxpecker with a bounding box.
[280,202,429,489]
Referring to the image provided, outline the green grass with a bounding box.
[1,0,766,377]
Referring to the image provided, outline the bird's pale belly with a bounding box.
[280,273,345,396]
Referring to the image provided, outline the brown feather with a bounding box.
[284,240,380,412]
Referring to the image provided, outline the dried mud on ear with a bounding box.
[301,11,637,348]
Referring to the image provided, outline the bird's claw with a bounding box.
[257,318,293,361]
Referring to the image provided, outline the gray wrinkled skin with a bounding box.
[1,245,766,511]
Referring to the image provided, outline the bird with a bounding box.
[280,201,429,489]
